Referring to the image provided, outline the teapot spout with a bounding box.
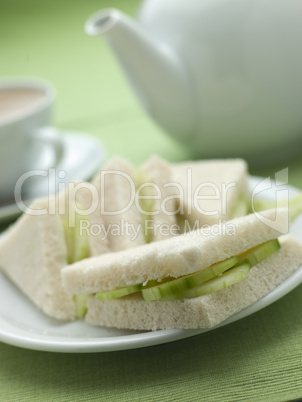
[85,9,195,138]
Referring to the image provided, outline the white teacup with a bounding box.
[0,78,64,202]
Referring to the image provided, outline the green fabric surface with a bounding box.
[1,287,302,401]
[1,0,302,401]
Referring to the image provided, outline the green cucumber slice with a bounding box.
[230,194,249,219]
[253,192,302,222]
[73,294,88,318]
[61,204,90,264]
[95,239,280,302]
[61,203,90,318]
[141,256,238,302]
[237,238,280,267]
[96,284,142,300]
[142,264,250,301]
[135,170,155,243]
[287,193,302,221]
[96,278,173,301]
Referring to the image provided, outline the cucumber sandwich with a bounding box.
[1,155,300,328]
[0,155,176,319]
[62,208,302,330]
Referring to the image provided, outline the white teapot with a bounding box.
[85,0,302,161]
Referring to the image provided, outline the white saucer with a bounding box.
[0,177,301,352]
[0,132,106,224]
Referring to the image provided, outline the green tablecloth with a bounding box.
[1,1,302,400]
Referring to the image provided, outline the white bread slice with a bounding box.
[62,208,289,295]
[139,155,177,242]
[172,159,249,228]
[84,235,302,330]
[0,197,75,320]
[91,156,146,252]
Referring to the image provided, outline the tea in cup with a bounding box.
[0,78,64,202]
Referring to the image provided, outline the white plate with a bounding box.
[0,131,106,224]
[0,177,301,353]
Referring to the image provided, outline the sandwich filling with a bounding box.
[230,194,250,219]
[253,192,302,222]
[96,238,280,302]
[61,204,90,318]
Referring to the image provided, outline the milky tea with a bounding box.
[0,80,63,202]
[0,87,45,124]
